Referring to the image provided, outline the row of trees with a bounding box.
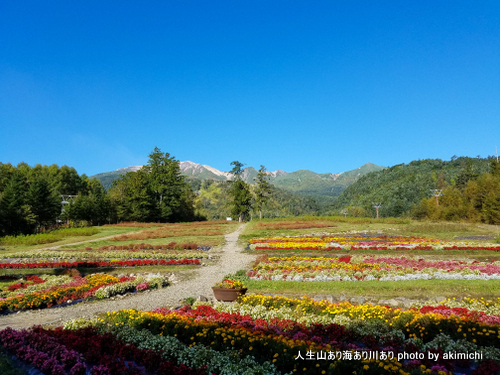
[0,148,200,236]
[6,151,497,235]
[0,148,311,236]
[0,163,93,236]
[227,161,273,222]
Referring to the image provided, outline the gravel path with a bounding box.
[0,224,254,330]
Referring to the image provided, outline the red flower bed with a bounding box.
[6,275,45,291]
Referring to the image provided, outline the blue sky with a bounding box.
[1,1,499,176]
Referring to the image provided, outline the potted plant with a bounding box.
[212,279,247,302]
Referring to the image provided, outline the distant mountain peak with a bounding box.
[92,160,384,199]
[114,166,142,173]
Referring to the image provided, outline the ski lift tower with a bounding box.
[430,189,443,206]
[372,203,381,219]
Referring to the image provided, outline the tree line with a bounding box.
[5,150,496,237]
[0,162,92,236]
[0,148,306,236]
[332,156,500,224]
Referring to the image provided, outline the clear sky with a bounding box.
[1,1,499,176]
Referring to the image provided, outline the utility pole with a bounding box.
[372,203,381,219]
[430,189,443,205]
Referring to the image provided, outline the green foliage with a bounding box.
[0,163,92,236]
[0,174,32,236]
[144,147,187,221]
[222,270,250,283]
[253,165,274,219]
[228,161,252,222]
[334,157,492,219]
[0,347,27,375]
[108,147,197,223]
[27,178,61,229]
[195,180,231,220]
[195,180,320,220]
[0,227,99,246]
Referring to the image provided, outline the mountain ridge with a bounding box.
[91,161,385,202]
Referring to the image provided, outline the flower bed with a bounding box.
[249,235,500,252]
[3,293,500,374]
[0,258,200,269]
[96,242,210,251]
[0,326,209,375]
[248,255,500,281]
[3,275,45,292]
[0,275,73,299]
[0,250,208,260]
[0,273,168,313]
[51,295,500,375]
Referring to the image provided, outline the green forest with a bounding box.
[0,148,319,236]
[332,156,500,223]
[2,151,500,238]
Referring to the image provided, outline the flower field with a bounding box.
[2,294,500,374]
[247,255,500,282]
[0,249,208,260]
[2,224,500,374]
[0,229,211,315]
[0,258,200,269]
[0,273,168,313]
[249,235,500,252]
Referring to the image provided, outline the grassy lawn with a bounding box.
[61,234,226,249]
[241,217,500,243]
[57,221,239,250]
[245,278,500,300]
[0,226,146,255]
[0,221,240,254]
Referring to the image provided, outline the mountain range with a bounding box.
[91,161,384,202]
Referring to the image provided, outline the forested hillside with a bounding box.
[194,180,320,220]
[333,157,499,222]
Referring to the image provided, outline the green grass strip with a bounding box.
[245,279,500,300]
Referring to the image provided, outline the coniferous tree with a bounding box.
[228,161,252,222]
[254,165,273,219]
[0,175,33,235]
[143,147,186,222]
[26,178,60,230]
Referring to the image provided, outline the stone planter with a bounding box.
[211,287,248,302]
